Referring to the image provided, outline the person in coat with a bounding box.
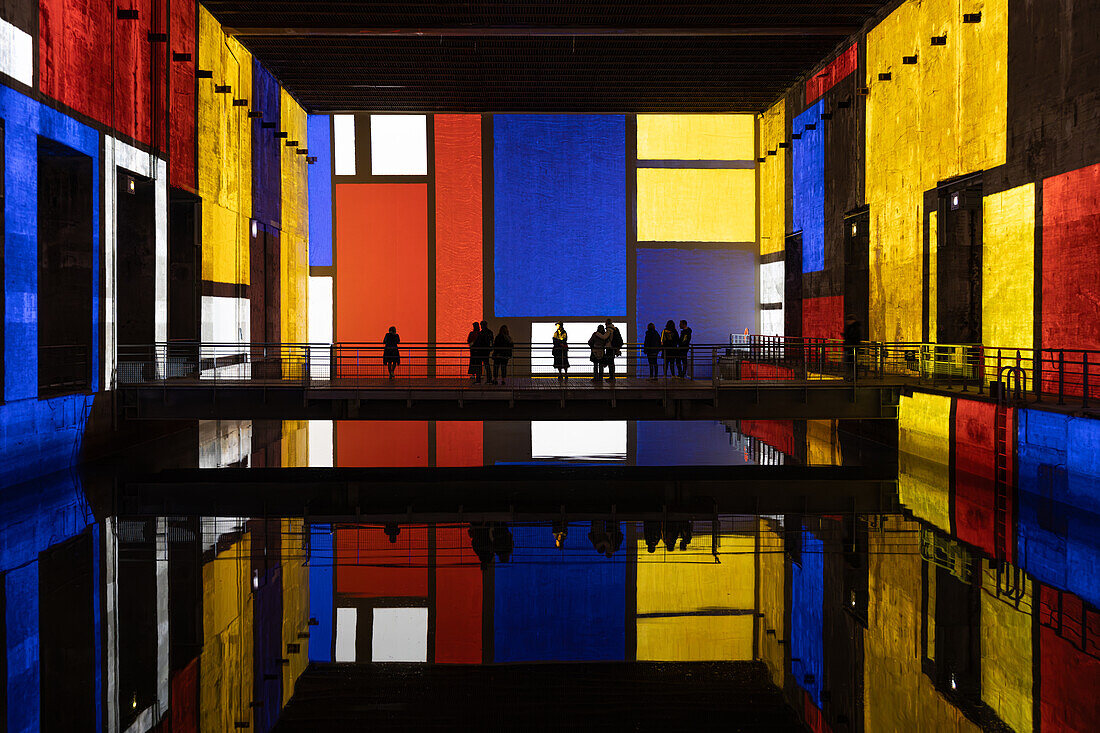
[491,324,513,384]
[474,320,493,383]
[466,321,480,380]
[643,323,661,379]
[677,319,693,378]
[604,320,623,381]
[552,322,570,381]
[382,326,400,379]
[588,324,608,381]
[661,320,679,377]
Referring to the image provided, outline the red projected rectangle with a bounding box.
[170,0,197,189]
[434,526,482,663]
[802,295,844,341]
[1042,163,1100,396]
[740,420,795,456]
[435,115,483,350]
[335,524,431,598]
[336,421,429,468]
[335,183,428,373]
[953,400,1014,562]
[437,421,484,467]
[806,44,858,105]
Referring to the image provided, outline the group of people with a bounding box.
[467,321,514,384]
[643,320,693,379]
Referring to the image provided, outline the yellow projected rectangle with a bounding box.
[983,184,1035,351]
[637,615,753,661]
[637,168,756,242]
[637,114,755,161]
[898,392,952,532]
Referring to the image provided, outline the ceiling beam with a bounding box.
[225,26,857,38]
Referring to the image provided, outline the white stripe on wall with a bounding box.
[0,18,33,86]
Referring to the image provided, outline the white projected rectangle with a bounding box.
[760,260,784,305]
[761,308,784,337]
[531,421,627,460]
[335,607,358,662]
[308,276,333,378]
[372,607,428,662]
[370,115,427,176]
[0,18,32,87]
[530,322,628,376]
[308,421,334,468]
[333,115,356,176]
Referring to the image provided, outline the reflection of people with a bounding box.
[492,523,513,563]
[468,522,494,565]
[643,521,661,553]
[843,314,862,379]
[643,323,661,379]
[661,320,679,377]
[552,520,568,549]
[552,322,570,381]
[588,520,623,558]
[382,326,400,379]
[491,324,513,385]
[384,522,400,543]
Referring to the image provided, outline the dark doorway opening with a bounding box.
[844,207,870,339]
[168,190,201,376]
[250,222,281,378]
[936,177,983,344]
[39,530,97,732]
[116,170,157,370]
[784,232,803,340]
[38,138,94,397]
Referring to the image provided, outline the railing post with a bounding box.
[978,345,985,394]
[1084,352,1090,409]
[712,347,718,388]
[1058,350,1065,405]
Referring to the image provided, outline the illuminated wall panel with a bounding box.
[530,322,628,376]
[252,62,282,229]
[792,100,825,273]
[434,114,483,345]
[1042,163,1100,369]
[806,43,858,104]
[758,519,786,686]
[494,525,625,662]
[636,532,754,661]
[336,421,429,468]
[334,183,428,344]
[635,248,756,371]
[1039,586,1100,731]
[760,260,784,305]
[637,168,756,243]
[333,115,355,176]
[866,0,1007,340]
[980,566,1032,733]
[806,420,841,466]
[307,115,333,266]
[308,524,333,662]
[334,525,430,598]
[739,420,795,457]
[801,295,842,342]
[370,114,427,176]
[281,90,310,346]
[436,421,484,467]
[434,525,482,664]
[372,608,428,661]
[531,420,626,460]
[954,400,1014,561]
[791,529,823,705]
[281,518,309,704]
[983,184,1035,349]
[636,114,754,160]
[637,421,748,465]
[493,114,626,317]
[169,0,196,190]
[200,537,254,732]
[898,393,952,532]
[197,5,252,287]
[0,16,33,86]
[758,100,787,257]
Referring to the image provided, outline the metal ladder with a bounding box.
[993,404,1011,562]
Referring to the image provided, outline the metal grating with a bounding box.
[200,2,895,113]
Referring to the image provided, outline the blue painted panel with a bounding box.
[307,116,333,267]
[637,421,749,465]
[2,85,101,403]
[6,563,38,733]
[635,247,756,377]
[792,100,825,274]
[308,524,334,662]
[494,523,626,662]
[493,115,626,317]
[252,60,282,229]
[791,528,823,707]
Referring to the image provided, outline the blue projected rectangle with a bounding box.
[307,115,333,267]
[635,247,756,377]
[637,421,750,465]
[791,529,823,707]
[494,524,626,662]
[308,524,334,661]
[792,100,825,274]
[493,115,626,317]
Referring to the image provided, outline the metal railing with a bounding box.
[114,338,1100,407]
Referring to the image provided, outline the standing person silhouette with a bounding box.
[643,323,661,379]
[474,320,493,384]
[552,322,570,381]
[661,320,679,377]
[466,322,480,381]
[382,326,400,379]
[604,320,623,381]
[491,324,513,384]
[677,319,693,378]
[588,324,608,381]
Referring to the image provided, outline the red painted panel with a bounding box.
[335,184,429,375]
[1042,163,1100,397]
[170,657,198,732]
[335,525,431,598]
[40,0,166,147]
[170,0,197,190]
[336,421,429,468]
[436,421,483,467]
[802,295,844,342]
[806,44,858,105]
[434,526,482,663]
[742,363,797,380]
[953,400,1014,561]
[434,115,483,348]
[1039,586,1100,731]
[740,420,796,456]
[803,690,834,733]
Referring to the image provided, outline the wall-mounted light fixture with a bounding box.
[963,12,981,23]
[903,54,918,64]
[232,99,248,107]
[851,222,858,236]
[172,52,191,62]
[931,36,947,46]
[950,192,961,210]
[777,142,789,149]
[214,85,231,94]
[297,148,309,156]
[757,157,766,163]
[117,8,139,19]
[196,69,213,78]
[878,72,892,81]
[285,140,298,147]
[857,86,870,96]
[125,175,136,195]
[767,149,776,156]
[247,111,262,119]
[251,220,258,238]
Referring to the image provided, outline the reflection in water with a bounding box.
[2,411,1099,730]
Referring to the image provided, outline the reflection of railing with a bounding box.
[1038,586,1100,662]
[919,528,972,583]
[39,344,91,395]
